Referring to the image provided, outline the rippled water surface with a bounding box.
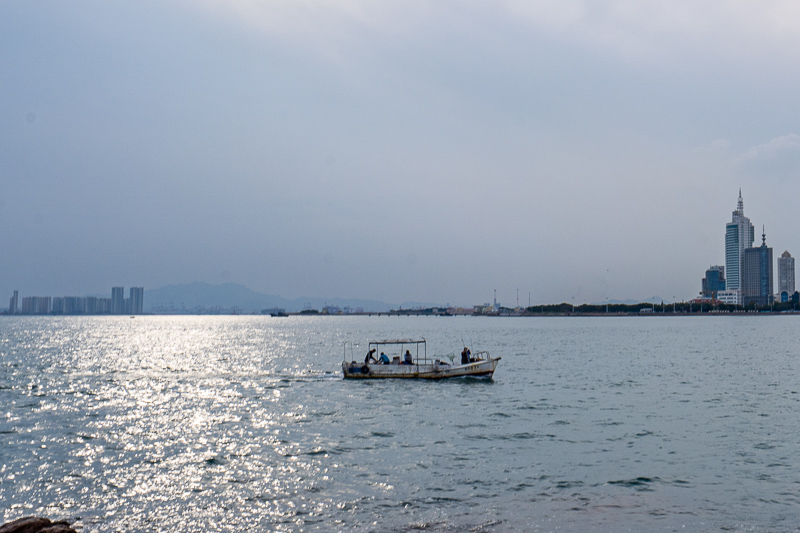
[2,315,800,532]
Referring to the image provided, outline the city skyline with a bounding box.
[703,191,793,307]
[7,286,144,316]
[4,188,797,313]
[3,2,800,305]
[9,187,799,312]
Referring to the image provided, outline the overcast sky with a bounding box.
[3,0,800,306]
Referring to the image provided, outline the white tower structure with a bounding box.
[725,190,754,292]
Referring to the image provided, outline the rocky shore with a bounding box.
[0,517,77,533]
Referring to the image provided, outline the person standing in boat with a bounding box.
[364,348,377,364]
[403,350,413,365]
[461,347,471,364]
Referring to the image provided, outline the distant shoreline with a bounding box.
[4,311,798,317]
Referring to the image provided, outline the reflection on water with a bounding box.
[2,315,800,531]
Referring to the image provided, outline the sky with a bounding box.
[3,0,800,307]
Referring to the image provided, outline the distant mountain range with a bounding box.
[144,282,438,313]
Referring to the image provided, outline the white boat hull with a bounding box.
[342,357,500,379]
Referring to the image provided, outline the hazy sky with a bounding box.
[3,1,800,306]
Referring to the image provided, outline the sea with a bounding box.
[2,315,800,532]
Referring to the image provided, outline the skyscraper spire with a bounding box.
[762,225,766,246]
[736,189,744,215]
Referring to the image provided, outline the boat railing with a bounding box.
[470,350,490,361]
[343,342,360,363]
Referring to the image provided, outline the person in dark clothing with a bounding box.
[461,347,471,364]
[364,348,377,364]
[403,350,413,365]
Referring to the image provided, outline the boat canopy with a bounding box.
[370,339,425,345]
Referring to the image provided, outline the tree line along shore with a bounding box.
[292,301,800,316]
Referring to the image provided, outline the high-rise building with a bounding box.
[37,297,51,314]
[725,190,755,292]
[111,286,125,314]
[702,266,726,298]
[778,251,795,295]
[21,296,51,314]
[129,287,144,315]
[8,290,18,314]
[97,298,112,314]
[742,229,773,306]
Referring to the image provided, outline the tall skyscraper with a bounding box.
[111,286,125,314]
[129,287,144,315]
[778,251,795,295]
[742,229,773,306]
[725,190,755,292]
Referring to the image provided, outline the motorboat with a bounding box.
[342,339,500,379]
